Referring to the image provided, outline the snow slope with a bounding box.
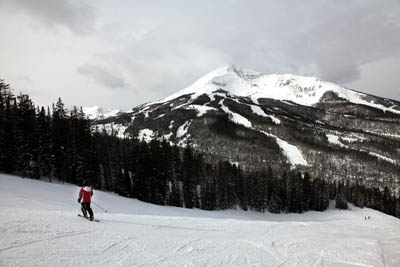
[161,64,400,114]
[1,174,400,267]
[83,106,122,120]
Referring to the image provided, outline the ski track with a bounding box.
[1,174,400,267]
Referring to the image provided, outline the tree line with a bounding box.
[1,79,399,217]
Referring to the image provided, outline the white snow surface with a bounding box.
[161,64,400,114]
[176,120,192,138]
[83,106,122,120]
[1,174,400,267]
[259,131,308,168]
[92,123,128,139]
[220,100,252,128]
[326,134,347,148]
[251,105,281,124]
[185,104,217,117]
[138,128,155,143]
[275,137,308,168]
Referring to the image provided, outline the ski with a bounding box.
[78,214,100,222]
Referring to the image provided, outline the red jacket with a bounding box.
[79,186,93,203]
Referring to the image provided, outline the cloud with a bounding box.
[0,0,95,34]
[77,64,128,90]
[1,0,399,110]
[95,0,400,100]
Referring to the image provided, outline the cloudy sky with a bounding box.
[0,0,399,111]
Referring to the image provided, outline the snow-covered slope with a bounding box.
[161,64,400,114]
[83,106,122,120]
[1,174,400,267]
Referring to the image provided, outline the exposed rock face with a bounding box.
[93,65,400,191]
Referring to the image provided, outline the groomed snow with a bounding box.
[1,174,400,267]
[185,105,217,117]
[250,105,267,117]
[259,131,308,168]
[220,100,252,128]
[251,105,281,124]
[275,137,308,168]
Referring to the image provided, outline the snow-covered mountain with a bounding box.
[2,173,400,266]
[159,64,400,114]
[92,65,400,191]
[83,106,123,121]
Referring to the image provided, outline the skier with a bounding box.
[78,181,94,221]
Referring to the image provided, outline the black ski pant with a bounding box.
[81,202,94,218]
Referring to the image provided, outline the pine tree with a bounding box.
[133,141,151,202]
[52,98,70,181]
[36,106,54,179]
[68,106,100,186]
[168,145,183,207]
[0,80,6,170]
[335,181,348,210]
[382,187,394,216]
[395,197,400,218]
[235,166,247,210]
[0,81,16,172]
[302,172,312,211]
[15,94,39,178]
[182,145,195,208]
[268,189,283,213]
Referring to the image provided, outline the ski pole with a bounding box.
[92,201,108,213]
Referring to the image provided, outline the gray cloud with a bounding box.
[0,0,399,110]
[0,0,95,34]
[93,0,400,102]
[78,64,128,90]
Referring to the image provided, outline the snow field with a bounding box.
[1,174,400,267]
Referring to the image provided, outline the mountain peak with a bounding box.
[162,64,334,105]
[162,64,260,102]
[160,65,400,114]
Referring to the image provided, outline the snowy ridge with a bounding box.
[83,106,122,120]
[2,174,400,266]
[160,64,400,114]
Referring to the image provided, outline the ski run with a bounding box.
[1,174,400,267]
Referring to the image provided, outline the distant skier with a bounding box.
[78,181,94,221]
